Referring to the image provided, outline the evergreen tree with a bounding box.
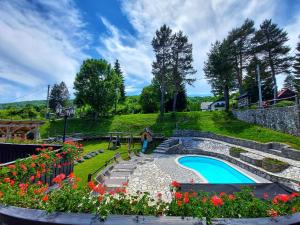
[152,25,173,119]
[228,19,255,94]
[253,19,293,101]
[169,31,196,113]
[293,38,300,93]
[49,81,69,112]
[165,84,187,112]
[204,40,235,111]
[114,60,126,101]
[284,74,296,91]
[243,57,273,103]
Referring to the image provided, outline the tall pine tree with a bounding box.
[49,81,69,112]
[253,19,293,101]
[293,38,300,94]
[169,31,196,113]
[114,60,125,101]
[152,25,173,118]
[228,19,255,94]
[204,40,235,111]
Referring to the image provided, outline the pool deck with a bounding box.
[127,154,268,202]
[127,137,300,201]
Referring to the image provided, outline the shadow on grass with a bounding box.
[210,111,251,134]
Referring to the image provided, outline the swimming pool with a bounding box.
[177,156,255,183]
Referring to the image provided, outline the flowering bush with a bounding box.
[0,141,82,184]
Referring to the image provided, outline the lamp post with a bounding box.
[56,104,75,143]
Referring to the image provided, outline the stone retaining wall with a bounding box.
[232,106,300,136]
[172,130,300,160]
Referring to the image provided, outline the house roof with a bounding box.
[277,88,296,99]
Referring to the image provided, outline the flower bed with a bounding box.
[229,147,247,158]
[0,144,299,224]
[262,157,290,173]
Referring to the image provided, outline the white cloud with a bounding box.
[0,0,88,103]
[99,0,299,96]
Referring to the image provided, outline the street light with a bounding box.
[56,104,75,143]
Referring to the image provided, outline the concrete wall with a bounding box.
[232,106,300,136]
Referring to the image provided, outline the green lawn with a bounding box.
[41,111,300,150]
[74,140,141,187]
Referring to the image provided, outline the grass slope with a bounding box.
[41,111,300,149]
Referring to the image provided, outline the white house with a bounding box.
[210,101,225,111]
[200,102,213,111]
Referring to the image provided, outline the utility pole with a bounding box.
[256,64,263,108]
[46,85,50,119]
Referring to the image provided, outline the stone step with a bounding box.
[104,178,128,188]
[268,149,282,154]
[153,150,167,154]
[109,171,132,179]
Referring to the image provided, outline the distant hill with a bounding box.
[0,100,46,109]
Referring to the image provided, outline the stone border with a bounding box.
[173,130,300,160]
[0,205,299,225]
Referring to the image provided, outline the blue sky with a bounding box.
[0,0,300,103]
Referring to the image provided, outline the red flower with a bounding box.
[122,181,128,187]
[7,165,16,170]
[292,207,297,213]
[32,154,37,160]
[290,193,299,198]
[202,197,207,203]
[30,163,36,168]
[36,170,41,179]
[267,208,278,218]
[109,190,115,196]
[68,173,75,179]
[71,184,77,189]
[52,173,66,183]
[37,181,43,186]
[4,177,10,183]
[220,192,226,197]
[171,181,181,188]
[211,195,223,206]
[48,147,53,150]
[228,194,235,200]
[10,180,15,186]
[183,192,189,204]
[175,192,182,200]
[190,192,197,198]
[273,194,290,204]
[98,195,103,202]
[88,181,95,190]
[29,176,35,182]
[20,164,27,172]
[0,191,3,198]
[42,195,49,202]
[263,192,269,199]
[177,200,182,207]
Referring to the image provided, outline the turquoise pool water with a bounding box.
[178,156,255,183]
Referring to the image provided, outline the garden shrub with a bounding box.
[229,147,247,158]
[262,157,289,173]
[274,100,295,108]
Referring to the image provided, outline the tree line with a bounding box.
[204,19,300,111]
